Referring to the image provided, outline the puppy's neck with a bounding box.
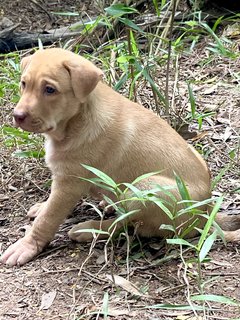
[44,118,73,142]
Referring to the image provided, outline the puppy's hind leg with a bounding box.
[69,175,209,242]
[68,218,124,242]
[215,212,240,231]
[220,229,240,243]
[215,211,240,243]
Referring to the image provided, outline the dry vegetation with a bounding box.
[0,0,240,319]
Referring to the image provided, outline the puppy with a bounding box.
[1,48,239,266]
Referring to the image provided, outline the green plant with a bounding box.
[200,21,238,59]
[76,165,221,246]
[0,53,21,103]
[0,52,45,158]
[187,82,215,130]
[1,125,45,158]
[75,164,240,316]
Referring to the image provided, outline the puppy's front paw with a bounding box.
[27,202,46,218]
[0,236,42,266]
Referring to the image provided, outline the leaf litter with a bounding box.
[0,1,240,320]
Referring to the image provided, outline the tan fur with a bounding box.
[1,48,239,266]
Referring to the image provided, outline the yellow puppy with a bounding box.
[1,48,239,266]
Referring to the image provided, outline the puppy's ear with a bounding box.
[20,55,32,72]
[63,59,103,103]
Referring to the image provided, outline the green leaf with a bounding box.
[167,238,196,249]
[177,198,214,215]
[187,82,196,119]
[105,4,138,17]
[149,197,174,220]
[131,171,162,185]
[211,164,230,190]
[122,182,144,199]
[2,126,29,139]
[129,30,139,56]
[102,292,109,320]
[153,184,177,202]
[210,219,226,244]
[71,228,109,236]
[146,303,205,311]
[184,20,199,27]
[13,150,45,158]
[114,72,129,91]
[135,62,167,106]
[152,0,160,16]
[118,17,143,33]
[175,174,191,202]
[199,230,217,262]
[51,11,79,16]
[159,224,175,233]
[83,201,104,218]
[109,209,140,230]
[80,177,116,193]
[197,197,223,250]
[81,164,117,188]
[212,16,224,32]
[191,294,239,305]
[117,55,136,64]
[179,218,201,238]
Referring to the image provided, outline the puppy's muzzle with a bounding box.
[13,110,28,125]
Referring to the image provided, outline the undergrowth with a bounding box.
[75,164,239,317]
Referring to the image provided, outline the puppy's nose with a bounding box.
[13,111,28,124]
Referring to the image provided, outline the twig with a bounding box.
[165,0,178,118]
[126,28,137,101]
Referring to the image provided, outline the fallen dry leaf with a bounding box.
[223,126,232,141]
[176,316,204,320]
[202,84,218,95]
[106,274,150,298]
[96,254,106,265]
[0,194,9,201]
[39,290,57,310]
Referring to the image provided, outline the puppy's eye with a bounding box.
[45,86,56,95]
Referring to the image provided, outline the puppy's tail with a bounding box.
[215,211,240,242]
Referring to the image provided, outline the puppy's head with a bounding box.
[13,48,103,133]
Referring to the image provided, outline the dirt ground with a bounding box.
[0,1,240,319]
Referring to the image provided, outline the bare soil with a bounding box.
[0,1,240,319]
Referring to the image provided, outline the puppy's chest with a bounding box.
[44,140,80,174]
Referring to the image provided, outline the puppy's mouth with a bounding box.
[13,118,54,134]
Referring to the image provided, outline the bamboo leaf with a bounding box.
[175,174,191,201]
[132,171,161,185]
[109,210,140,230]
[197,197,223,250]
[105,4,138,17]
[81,164,117,188]
[167,238,196,249]
[199,230,217,262]
[71,228,110,236]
